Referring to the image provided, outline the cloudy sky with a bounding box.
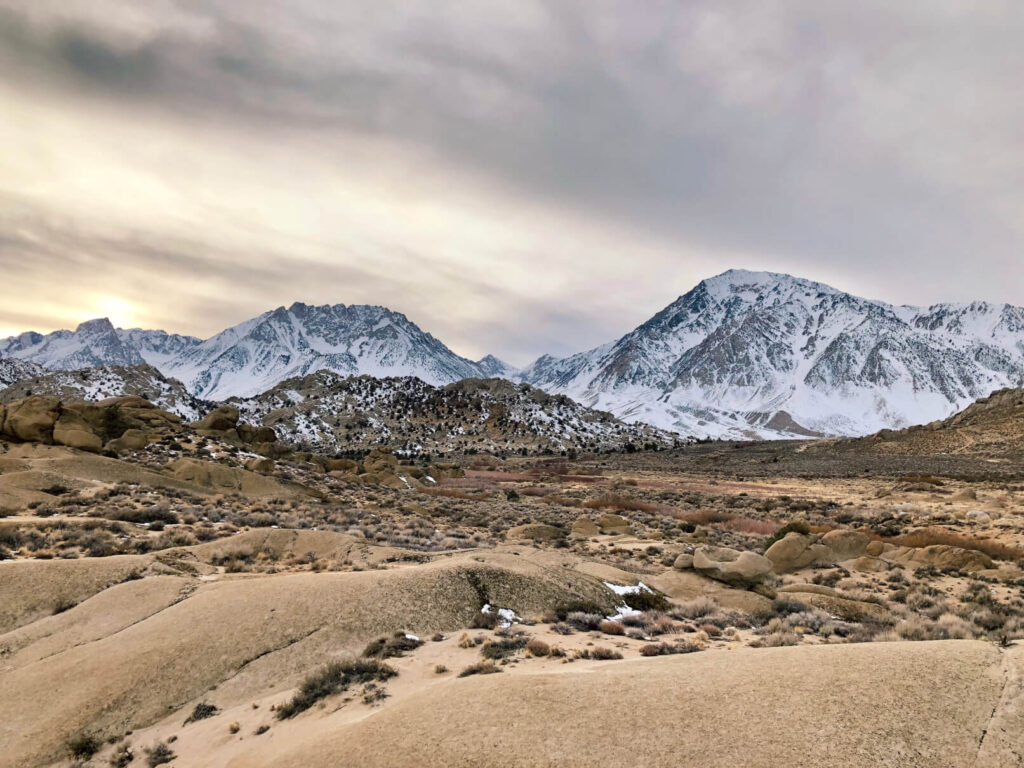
[1,1,1021,365]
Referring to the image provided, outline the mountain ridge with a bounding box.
[3,270,1022,438]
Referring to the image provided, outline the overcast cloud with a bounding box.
[0,1,1021,364]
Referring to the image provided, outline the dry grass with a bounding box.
[581,493,662,513]
[721,517,781,536]
[416,487,487,501]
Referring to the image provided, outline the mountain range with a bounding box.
[2,270,1022,439]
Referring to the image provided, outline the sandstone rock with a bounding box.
[571,517,600,538]
[364,448,399,475]
[850,556,889,573]
[327,458,359,474]
[105,429,151,454]
[966,510,991,524]
[673,553,694,570]
[693,545,774,588]
[599,513,632,535]
[253,426,277,443]
[168,457,243,490]
[794,592,892,624]
[865,540,886,557]
[507,523,564,542]
[765,532,832,572]
[245,457,275,474]
[1,396,60,443]
[884,544,993,572]
[193,406,240,432]
[51,408,102,453]
[820,529,870,560]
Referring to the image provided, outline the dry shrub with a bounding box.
[674,509,735,525]
[417,487,484,501]
[582,493,661,513]
[598,620,625,636]
[458,661,501,677]
[526,638,550,657]
[891,528,1024,562]
[590,647,623,660]
[722,517,781,536]
[671,596,718,620]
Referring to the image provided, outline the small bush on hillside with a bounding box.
[109,742,134,767]
[458,661,502,677]
[276,660,397,719]
[362,632,424,659]
[589,647,623,660]
[481,636,528,660]
[184,701,218,725]
[67,733,100,760]
[619,590,670,613]
[566,612,603,632]
[599,620,625,635]
[145,742,176,767]
[553,599,607,620]
[526,638,550,656]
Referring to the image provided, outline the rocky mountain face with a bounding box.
[520,270,1024,439]
[0,357,42,388]
[1,305,510,401]
[0,364,214,422]
[0,319,200,371]
[159,303,492,400]
[231,372,679,456]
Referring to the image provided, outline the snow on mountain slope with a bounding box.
[232,372,679,455]
[519,270,1024,439]
[0,364,214,422]
[476,355,520,379]
[161,303,491,400]
[0,319,200,371]
[0,357,43,389]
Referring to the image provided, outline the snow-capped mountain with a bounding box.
[475,355,519,379]
[0,318,200,371]
[520,270,1024,439]
[160,303,491,400]
[232,372,678,455]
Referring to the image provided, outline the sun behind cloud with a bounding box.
[90,296,137,329]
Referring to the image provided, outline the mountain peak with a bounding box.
[75,317,116,334]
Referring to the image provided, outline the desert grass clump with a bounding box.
[480,636,528,660]
[670,596,718,620]
[458,661,502,677]
[66,733,100,760]
[109,742,134,767]
[362,632,424,659]
[598,620,625,635]
[589,646,624,660]
[184,701,218,725]
[526,637,550,657]
[566,612,604,632]
[276,660,397,719]
[145,742,176,767]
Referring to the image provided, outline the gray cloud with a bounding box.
[0,1,1021,363]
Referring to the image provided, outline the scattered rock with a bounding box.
[692,545,774,588]
[245,457,276,474]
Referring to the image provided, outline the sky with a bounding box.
[1,1,1022,366]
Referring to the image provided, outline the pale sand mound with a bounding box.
[0,551,609,768]
[0,554,150,633]
[255,641,1015,768]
